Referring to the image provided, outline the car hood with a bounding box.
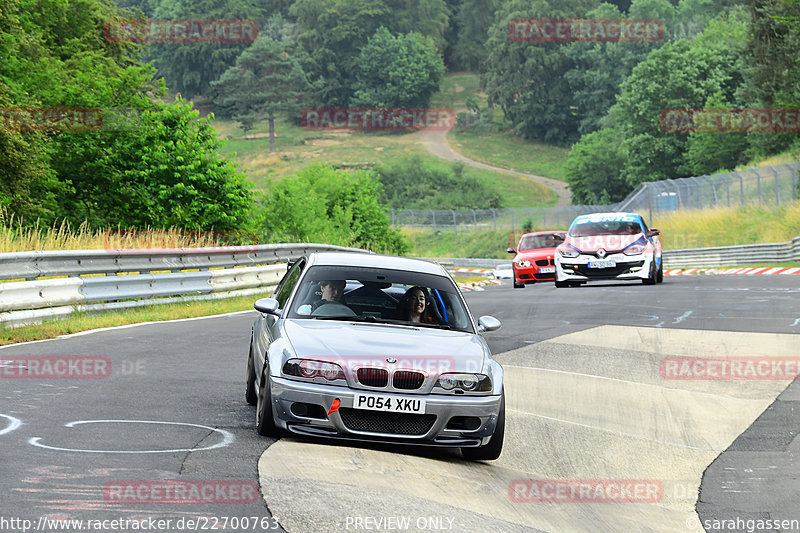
[566,234,643,253]
[513,247,558,261]
[282,319,488,373]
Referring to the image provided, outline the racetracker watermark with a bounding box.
[0,108,102,132]
[300,108,455,131]
[104,19,258,43]
[660,108,800,133]
[0,108,143,132]
[661,357,800,380]
[296,355,472,376]
[103,481,259,504]
[509,18,664,42]
[509,479,663,503]
[1,356,112,379]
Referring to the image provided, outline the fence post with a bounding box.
[648,183,653,226]
[492,209,497,232]
[725,174,730,206]
[771,167,780,206]
[786,163,797,200]
[736,172,744,205]
[452,210,457,236]
[432,210,436,231]
[411,211,415,231]
[757,169,762,205]
[511,210,515,231]
[390,210,395,226]
[472,209,477,227]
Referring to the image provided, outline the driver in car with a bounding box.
[312,279,346,311]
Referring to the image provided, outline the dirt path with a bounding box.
[416,129,571,207]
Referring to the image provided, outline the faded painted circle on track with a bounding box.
[28,419,234,453]
[0,414,23,436]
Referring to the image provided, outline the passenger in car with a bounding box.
[398,286,437,324]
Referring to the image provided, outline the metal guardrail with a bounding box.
[2,238,797,327]
[0,243,367,327]
[662,236,800,268]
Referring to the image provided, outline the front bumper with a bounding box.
[555,252,654,282]
[514,265,557,282]
[270,376,503,447]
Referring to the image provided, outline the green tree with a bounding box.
[564,0,676,135]
[212,35,311,151]
[483,0,596,144]
[289,0,450,106]
[350,28,445,108]
[450,0,502,70]
[683,93,750,175]
[611,13,747,186]
[376,156,503,209]
[52,98,252,230]
[565,128,628,204]
[261,164,407,254]
[147,0,268,99]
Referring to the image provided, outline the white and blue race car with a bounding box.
[554,212,663,287]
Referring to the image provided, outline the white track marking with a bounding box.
[0,414,23,436]
[28,419,234,454]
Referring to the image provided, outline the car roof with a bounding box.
[573,212,642,220]
[305,252,449,276]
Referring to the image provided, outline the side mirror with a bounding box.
[254,297,281,316]
[477,315,502,333]
[507,247,516,254]
[647,229,661,237]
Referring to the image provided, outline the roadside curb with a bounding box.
[664,267,800,276]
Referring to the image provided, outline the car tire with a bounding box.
[642,259,657,285]
[461,391,505,461]
[554,279,569,288]
[656,260,664,283]
[256,366,280,437]
[245,336,257,406]
[513,280,525,288]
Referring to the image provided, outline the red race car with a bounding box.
[507,231,566,288]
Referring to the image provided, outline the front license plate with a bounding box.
[539,267,555,273]
[588,260,616,269]
[354,394,426,414]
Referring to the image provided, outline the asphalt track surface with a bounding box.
[0,275,797,532]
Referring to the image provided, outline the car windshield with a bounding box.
[286,265,474,332]
[569,221,642,237]
[518,234,564,250]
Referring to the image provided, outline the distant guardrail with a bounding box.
[662,236,800,268]
[0,244,367,327]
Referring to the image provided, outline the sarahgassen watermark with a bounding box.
[661,108,800,133]
[509,479,663,503]
[509,18,664,42]
[104,19,259,44]
[300,108,455,131]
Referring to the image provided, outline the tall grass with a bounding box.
[0,212,236,253]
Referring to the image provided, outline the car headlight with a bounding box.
[557,244,580,258]
[283,359,345,382]
[623,244,646,255]
[516,260,531,267]
[436,373,492,392]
